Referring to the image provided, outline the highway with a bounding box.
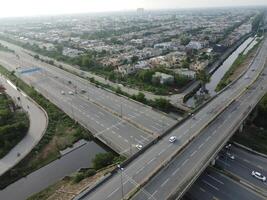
[216,145,267,194]
[0,76,48,176]
[0,42,177,156]
[184,168,264,200]
[131,35,267,200]
[75,34,267,199]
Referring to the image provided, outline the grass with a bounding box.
[27,166,116,200]
[0,65,93,189]
[0,93,29,158]
[216,40,261,92]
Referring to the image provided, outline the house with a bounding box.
[152,72,174,85]
[117,65,136,75]
[186,41,203,50]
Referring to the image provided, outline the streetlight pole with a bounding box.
[120,104,123,118]
[118,165,124,200]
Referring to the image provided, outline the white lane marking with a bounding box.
[147,157,156,165]
[106,187,120,198]
[198,143,204,149]
[172,167,180,176]
[98,111,105,116]
[205,136,211,142]
[190,151,197,157]
[158,148,167,156]
[149,190,158,199]
[182,159,189,167]
[160,178,169,187]
[202,180,219,191]
[212,130,217,135]
[199,187,206,192]
[207,175,224,185]
[140,135,150,142]
[136,166,145,174]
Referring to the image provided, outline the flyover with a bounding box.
[131,36,267,199]
[75,34,267,200]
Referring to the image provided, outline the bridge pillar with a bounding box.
[239,123,244,133]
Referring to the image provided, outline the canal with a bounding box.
[0,140,106,200]
[186,36,256,108]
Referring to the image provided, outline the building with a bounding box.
[186,41,203,50]
[117,65,136,75]
[152,72,174,85]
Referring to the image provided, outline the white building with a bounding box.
[152,72,174,84]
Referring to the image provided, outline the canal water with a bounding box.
[0,140,106,200]
[186,36,255,108]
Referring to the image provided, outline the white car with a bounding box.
[169,136,177,143]
[135,144,143,150]
[225,144,232,149]
[226,152,235,160]
[251,171,266,182]
[61,91,65,95]
[68,91,74,95]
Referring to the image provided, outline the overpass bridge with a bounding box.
[76,31,267,200]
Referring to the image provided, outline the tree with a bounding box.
[131,56,139,64]
[153,98,171,111]
[180,36,190,46]
[135,92,146,103]
[92,152,115,170]
[196,70,210,93]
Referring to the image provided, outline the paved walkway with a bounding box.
[0,76,48,176]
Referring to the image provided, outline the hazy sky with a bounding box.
[0,0,266,18]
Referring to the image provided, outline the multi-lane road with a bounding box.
[131,35,267,200]
[0,32,266,200]
[76,34,267,200]
[0,41,177,156]
[185,168,265,200]
[217,145,267,195]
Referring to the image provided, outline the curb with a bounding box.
[233,142,267,159]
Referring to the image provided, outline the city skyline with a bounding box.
[0,0,267,18]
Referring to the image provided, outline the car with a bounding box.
[226,152,235,160]
[225,144,231,149]
[251,171,266,182]
[245,75,250,79]
[135,144,143,150]
[61,91,65,95]
[68,91,74,95]
[169,136,177,143]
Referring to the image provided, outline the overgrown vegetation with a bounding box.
[0,65,92,189]
[233,93,267,154]
[216,40,261,92]
[0,93,29,158]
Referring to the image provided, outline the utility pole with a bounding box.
[118,165,124,200]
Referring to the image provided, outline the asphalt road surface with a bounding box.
[0,42,177,156]
[131,36,267,200]
[77,36,267,200]
[185,169,265,200]
[216,145,267,195]
[0,76,47,176]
